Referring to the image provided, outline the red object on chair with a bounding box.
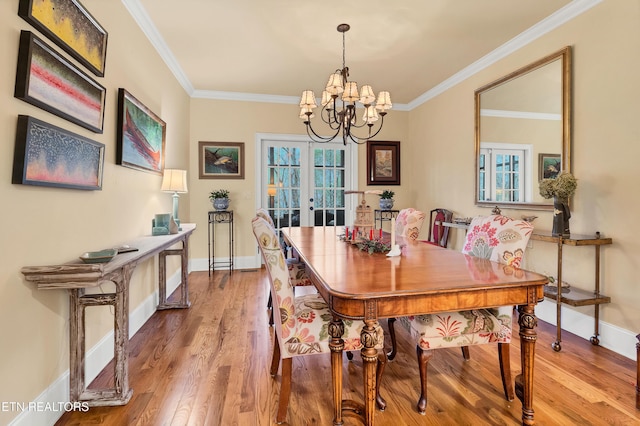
[425,208,454,248]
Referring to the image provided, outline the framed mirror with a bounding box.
[475,46,572,210]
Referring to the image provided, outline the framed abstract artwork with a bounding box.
[14,31,106,133]
[538,153,561,180]
[198,142,245,179]
[13,115,104,190]
[18,0,108,77]
[366,140,401,185]
[116,88,166,175]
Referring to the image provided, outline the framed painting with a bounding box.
[198,142,245,179]
[539,153,561,180]
[13,115,104,190]
[116,88,166,175]
[366,140,401,185]
[15,31,106,134]
[18,0,108,77]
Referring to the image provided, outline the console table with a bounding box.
[530,232,612,352]
[208,210,234,275]
[21,224,196,406]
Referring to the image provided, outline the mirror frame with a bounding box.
[474,46,572,211]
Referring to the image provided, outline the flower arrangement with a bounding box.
[539,172,577,199]
[355,237,392,254]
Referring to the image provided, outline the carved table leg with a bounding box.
[361,318,379,426]
[329,316,345,426]
[515,304,537,425]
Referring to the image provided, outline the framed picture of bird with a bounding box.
[538,153,561,180]
[198,141,245,179]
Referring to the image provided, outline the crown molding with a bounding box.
[121,0,194,95]
[123,0,601,108]
[407,0,602,110]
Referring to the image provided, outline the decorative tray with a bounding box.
[79,249,118,264]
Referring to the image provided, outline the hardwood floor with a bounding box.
[56,269,639,425]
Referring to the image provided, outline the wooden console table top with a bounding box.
[22,224,196,289]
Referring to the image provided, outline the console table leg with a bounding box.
[69,289,85,403]
[113,267,132,401]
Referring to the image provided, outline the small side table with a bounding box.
[374,209,399,229]
[208,210,234,275]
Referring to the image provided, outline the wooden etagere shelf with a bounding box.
[530,232,612,352]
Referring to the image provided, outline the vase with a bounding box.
[213,198,230,211]
[552,196,571,237]
[379,199,394,210]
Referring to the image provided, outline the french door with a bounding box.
[257,134,356,231]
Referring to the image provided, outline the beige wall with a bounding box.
[0,2,189,424]
[406,0,640,333]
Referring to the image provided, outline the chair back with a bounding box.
[256,208,276,228]
[252,217,295,341]
[462,215,533,267]
[427,208,454,248]
[395,208,426,241]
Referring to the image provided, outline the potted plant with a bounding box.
[209,189,230,211]
[379,190,395,210]
[539,172,577,237]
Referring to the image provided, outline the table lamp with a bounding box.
[161,169,188,230]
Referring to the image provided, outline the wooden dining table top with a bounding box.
[282,226,548,319]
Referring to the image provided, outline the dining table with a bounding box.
[281,226,548,426]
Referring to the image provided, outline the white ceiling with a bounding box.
[123,0,596,109]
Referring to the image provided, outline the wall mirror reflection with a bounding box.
[475,46,572,210]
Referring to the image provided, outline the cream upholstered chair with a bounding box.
[256,209,313,326]
[252,216,386,423]
[388,214,534,414]
[395,208,427,241]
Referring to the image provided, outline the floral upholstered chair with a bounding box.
[388,214,534,414]
[252,217,386,423]
[395,208,427,241]
[255,209,313,327]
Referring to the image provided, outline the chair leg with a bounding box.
[461,346,470,360]
[498,342,515,401]
[416,345,433,415]
[270,336,281,377]
[375,350,388,411]
[267,291,274,326]
[276,358,292,424]
[387,318,398,360]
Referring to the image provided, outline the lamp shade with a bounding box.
[161,169,188,193]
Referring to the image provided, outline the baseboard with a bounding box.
[190,255,259,272]
[8,269,184,426]
[536,298,637,360]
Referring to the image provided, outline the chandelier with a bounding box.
[299,23,392,145]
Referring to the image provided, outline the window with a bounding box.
[479,143,532,203]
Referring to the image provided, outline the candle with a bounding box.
[390,218,396,246]
[379,228,382,238]
[345,227,349,239]
[370,229,373,240]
